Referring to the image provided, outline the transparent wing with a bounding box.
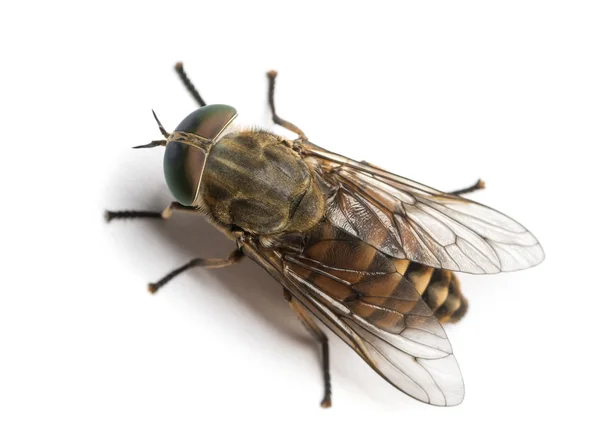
[303,142,544,274]
[242,220,464,406]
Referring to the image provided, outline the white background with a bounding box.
[1,1,598,446]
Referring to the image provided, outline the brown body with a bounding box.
[199,130,468,324]
[199,130,327,235]
[109,65,544,407]
[399,262,467,324]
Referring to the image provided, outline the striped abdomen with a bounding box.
[395,260,468,324]
[277,218,470,326]
[288,217,470,325]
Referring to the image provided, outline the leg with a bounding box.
[284,288,332,408]
[266,71,308,141]
[174,62,207,107]
[105,202,197,223]
[448,179,486,196]
[148,248,244,293]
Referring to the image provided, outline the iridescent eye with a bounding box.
[163,104,237,205]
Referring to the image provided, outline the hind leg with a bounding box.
[449,179,485,196]
[284,288,332,408]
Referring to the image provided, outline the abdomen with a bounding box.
[395,260,469,324]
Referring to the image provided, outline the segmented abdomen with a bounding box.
[395,260,468,324]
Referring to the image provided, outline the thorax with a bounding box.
[199,130,328,235]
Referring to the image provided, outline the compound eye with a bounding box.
[163,104,237,205]
[173,104,237,140]
[163,139,205,206]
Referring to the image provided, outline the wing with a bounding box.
[241,220,464,406]
[301,142,544,274]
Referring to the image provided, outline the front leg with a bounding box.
[174,62,207,107]
[104,201,197,223]
[106,202,243,292]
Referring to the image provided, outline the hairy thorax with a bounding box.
[199,130,328,235]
